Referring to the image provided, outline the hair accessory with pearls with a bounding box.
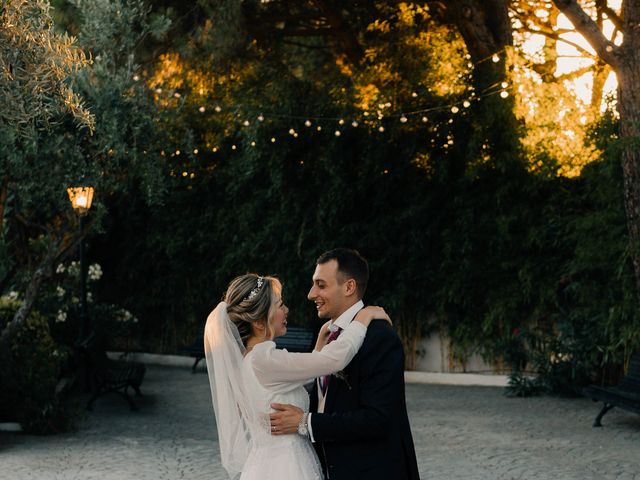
[245,276,264,301]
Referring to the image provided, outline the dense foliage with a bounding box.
[91,2,640,391]
[1,2,639,437]
[0,296,79,433]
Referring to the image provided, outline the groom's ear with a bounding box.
[344,278,357,297]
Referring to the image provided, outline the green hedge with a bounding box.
[0,297,79,433]
[84,109,639,395]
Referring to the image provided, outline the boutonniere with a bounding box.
[333,370,352,390]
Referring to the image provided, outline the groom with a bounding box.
[270,248,420,480]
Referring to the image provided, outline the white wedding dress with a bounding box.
[204,302,366,480]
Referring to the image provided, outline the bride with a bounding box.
[204,273,388,480]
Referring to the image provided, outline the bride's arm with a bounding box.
[314,320,332,352]
[251,307,390,387]
[314,306,390,352]
[250,321,365,387]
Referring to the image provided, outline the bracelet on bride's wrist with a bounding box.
[297,412,309,436]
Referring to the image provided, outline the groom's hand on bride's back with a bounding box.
[269,403,303,435]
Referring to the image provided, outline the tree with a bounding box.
[0,0,93,342]
[551,0,640,301]
[0,0,93,230]
[0,0,170,344]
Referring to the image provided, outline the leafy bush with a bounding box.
[0,296,80,434]
[505,371,547,398]
[36,261,141,352]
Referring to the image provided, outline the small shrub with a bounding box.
[0,296,80,434]
[505,371,547,397]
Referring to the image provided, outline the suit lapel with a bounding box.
[323,376,338,412]
[324,360,354,412]
[310,380,319,413]
[322,305,363,413]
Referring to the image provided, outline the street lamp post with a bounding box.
[67,186,94,340]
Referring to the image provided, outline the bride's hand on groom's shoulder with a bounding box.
[355,306,392,327]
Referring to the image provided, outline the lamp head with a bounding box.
[67,186,94,216]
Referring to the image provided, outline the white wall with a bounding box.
[415,331,505,374]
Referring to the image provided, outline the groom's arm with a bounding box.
[309,321,403,442]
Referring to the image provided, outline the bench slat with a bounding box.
[583,353,640,426]
[78,333,146,411]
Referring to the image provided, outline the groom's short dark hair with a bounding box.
[317,248,369,299]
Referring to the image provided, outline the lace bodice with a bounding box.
[240,324,365,443]
[241,351,310,443]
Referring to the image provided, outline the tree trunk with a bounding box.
[310,0,364,64]
[0,173,8,233]
[0,229,66,347]
[616,62,640,299]
[443,0,522,172]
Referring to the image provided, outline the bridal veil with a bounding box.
[204,302,252,480]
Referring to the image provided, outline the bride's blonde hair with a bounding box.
[224,273,281,346]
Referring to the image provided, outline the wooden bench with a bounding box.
[178,330,205,373]
[77,333,146,411]
[275,326,316,353]
[583,353,640,426]
[178,326,316,373]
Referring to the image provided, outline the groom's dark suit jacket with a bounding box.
[309,319,420,480]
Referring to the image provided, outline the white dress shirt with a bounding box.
[308,300,364,442]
